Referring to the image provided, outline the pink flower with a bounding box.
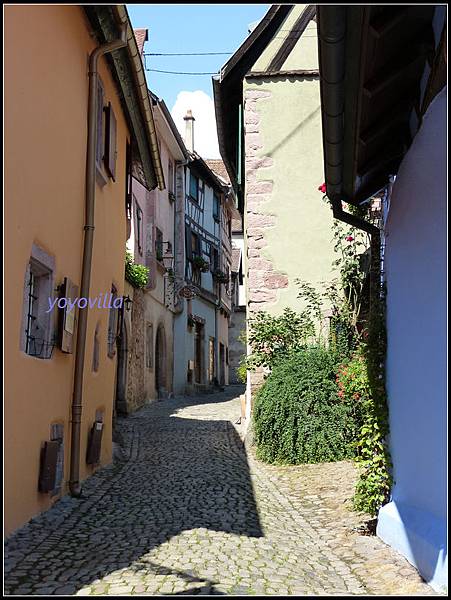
[318,183,326,193]
[345,236,354,242]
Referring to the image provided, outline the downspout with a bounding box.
[69,27,128,498]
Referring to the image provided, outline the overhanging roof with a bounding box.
[317,6,436,206]
[83,5,165,191]
[213,5,293,192]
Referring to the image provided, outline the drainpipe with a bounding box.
[173,159,188,315]
[69,27,128,498]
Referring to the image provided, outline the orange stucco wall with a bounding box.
[5,5,129,535]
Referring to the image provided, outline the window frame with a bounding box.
[21,245,55,359]
[213,193,220,222]
[189,173,199,203]
[135,200,143,256]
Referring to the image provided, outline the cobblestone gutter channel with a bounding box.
[4,388,435,596]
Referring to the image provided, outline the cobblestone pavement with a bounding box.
[4,387,435,596]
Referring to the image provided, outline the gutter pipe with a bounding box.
[317,6,379,236]
[69,27,128,498]
[113,5,165,191]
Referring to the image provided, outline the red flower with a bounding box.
[345,236,354,242]
[318,183,326,194]
[338,390,344,398]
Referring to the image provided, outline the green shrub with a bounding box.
[237,359,247,384]
[125,251,149,289]
[253,347,362,464]
[246,307,315,372]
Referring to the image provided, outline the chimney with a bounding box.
[183,109,195,152]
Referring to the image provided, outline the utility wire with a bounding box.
[147,68,218,75]
[145,52,232,56]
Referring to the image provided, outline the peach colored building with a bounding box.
[4,5,163,535]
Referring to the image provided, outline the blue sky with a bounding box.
[127,4,270,157]
[127,4,270,107]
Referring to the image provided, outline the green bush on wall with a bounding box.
[253,347,365,465]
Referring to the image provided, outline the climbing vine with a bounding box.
[352,231,392,515]
[331,203,392,516]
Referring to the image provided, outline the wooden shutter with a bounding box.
[96,81,104,166]
[105,102,117,180]
[86,420,104,465]
[38,440,59,493]
[58,277,78,354]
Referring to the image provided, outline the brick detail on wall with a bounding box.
[244,88,289,313]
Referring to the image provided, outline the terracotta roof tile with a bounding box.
[204,159,230,185]
[134,28,148,57]
[231,247,242,273]
[232,216,243,233]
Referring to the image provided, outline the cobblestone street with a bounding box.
[4,388,435,596]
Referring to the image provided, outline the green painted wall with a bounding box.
[243,13,336,316]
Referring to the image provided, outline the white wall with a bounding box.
[377,87,447,592]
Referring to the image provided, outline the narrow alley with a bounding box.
[4,389,433,596]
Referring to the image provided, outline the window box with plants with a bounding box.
[192,255,210,273]
[213,269,229,284]
[125,251,149,289]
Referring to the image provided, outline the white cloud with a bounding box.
[171,90,220,159]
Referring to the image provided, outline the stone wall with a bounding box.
[126,288,146,413]
[244,88,289,314]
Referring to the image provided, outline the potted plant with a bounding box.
[192,255,210,272]
[213,269,229,284]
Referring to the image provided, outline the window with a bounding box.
[135,201,143,255]
[191,231,200,257]
[189,173,199,202]
[21,245,55,359]
[104,102,117,180]
[107,285,119,358]
[168,160,174,194]
[213,194,220,221]
[209,338,215,384]
[96,81,117,183]
[155,228,163,260]
[146,323,153,369]
[210,246,219,272]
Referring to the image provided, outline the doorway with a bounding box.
[155,324,166,398]
[219,343,225,386]
[115,317,128,415]
[194,322,204,384]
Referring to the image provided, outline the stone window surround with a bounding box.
[20,243,56,357]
